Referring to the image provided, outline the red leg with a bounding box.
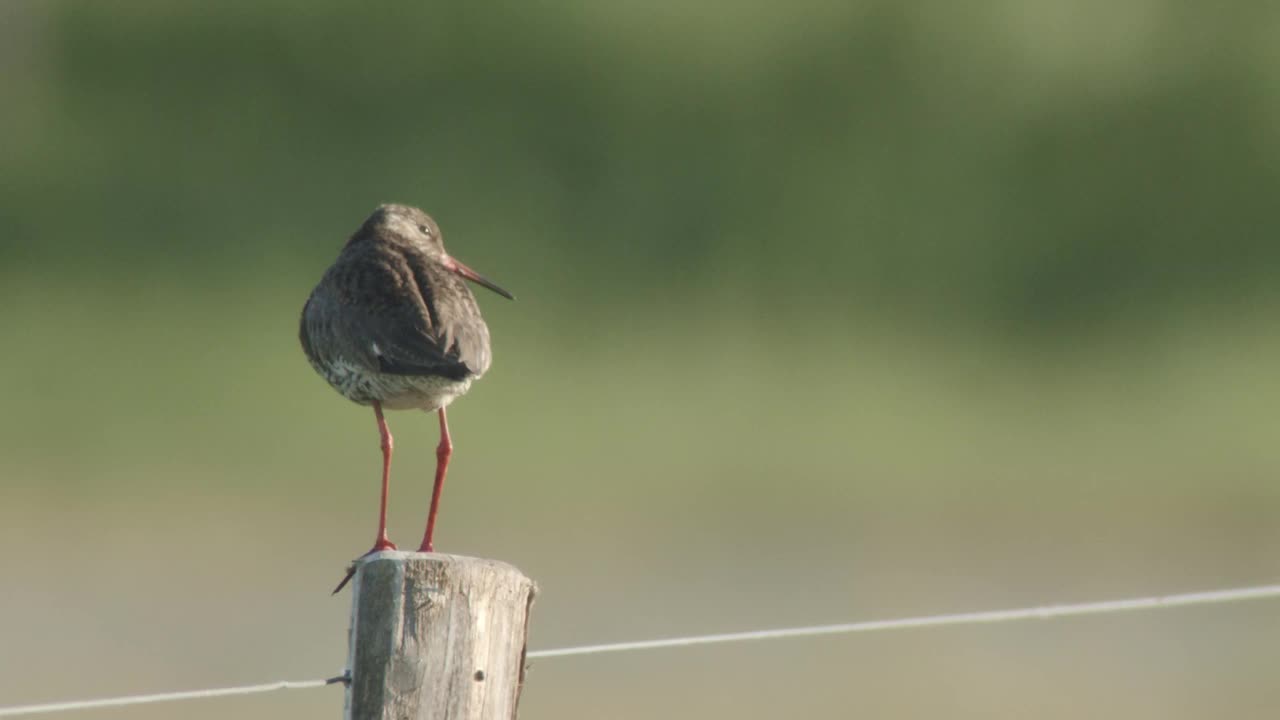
[418,407,453,552]
[371,401,398,552]
[333,401,398,594]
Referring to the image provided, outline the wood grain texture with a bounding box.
[344,552,537,720]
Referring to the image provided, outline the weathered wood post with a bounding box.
[344,551,537,720]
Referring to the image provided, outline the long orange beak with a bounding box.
[445,256,515,300]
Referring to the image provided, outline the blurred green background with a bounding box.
[2,2,1279,718]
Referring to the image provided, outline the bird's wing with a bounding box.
[362,307,474,382]
[389,253,492,379]
[304,250,475,382]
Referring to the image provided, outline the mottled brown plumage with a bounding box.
[300,204,513,592]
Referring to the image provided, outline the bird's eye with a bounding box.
[418,224,431,236]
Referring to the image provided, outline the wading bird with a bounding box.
[299,204,513,592]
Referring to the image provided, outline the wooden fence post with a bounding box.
[344,551,537,720]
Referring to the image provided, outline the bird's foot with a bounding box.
[331,539,399,595]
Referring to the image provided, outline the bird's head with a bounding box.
[361,203,515,300]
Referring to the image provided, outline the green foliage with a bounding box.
[4,1,1279,335]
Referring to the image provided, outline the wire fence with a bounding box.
[2,581,1278,718]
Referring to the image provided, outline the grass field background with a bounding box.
[3,2,1280,717]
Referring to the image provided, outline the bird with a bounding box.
[299,203,514,593]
